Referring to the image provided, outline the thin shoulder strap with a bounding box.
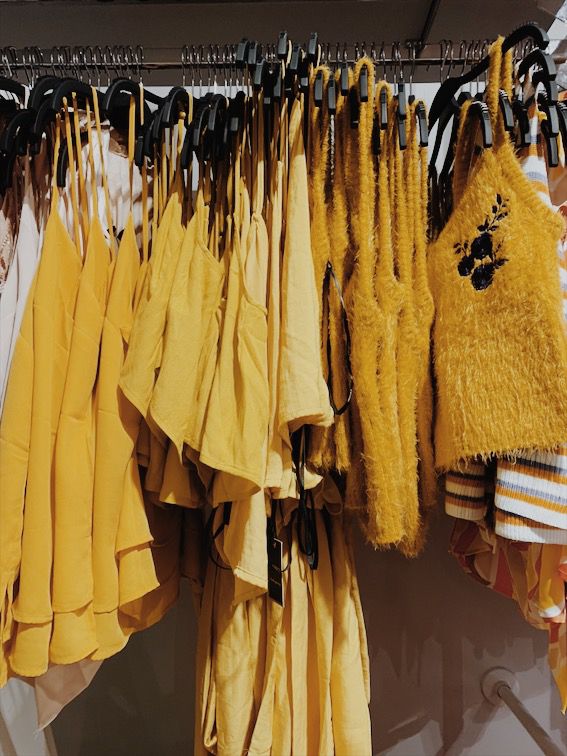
[62,98,83,258]
[139,84,149,262]
[84,99,99,222]
[71,93,89,250]
[92,87,116,255]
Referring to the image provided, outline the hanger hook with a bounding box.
[439,39,447,82]
[379,41,386,80]
[181,44,189,87]
[407,40,416,96]
[70,46,79,81]
[447,39,455,79]
[370,41,377,65]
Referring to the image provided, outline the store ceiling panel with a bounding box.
[0,0,563,54]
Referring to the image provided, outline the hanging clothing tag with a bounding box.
[267,536,285,607]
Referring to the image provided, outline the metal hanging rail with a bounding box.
[0,38,553,84]
[481,668,564,756]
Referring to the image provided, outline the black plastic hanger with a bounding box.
[0,76,25,101]
[557,101,567,156]
[180,94,213,169]
[28,75,61,111]
[541,116,559,167]
[327,75,336,116]
[340,62,349,96]
[379,86,388,130]
[50,78,98,113]
[396,81,407,149]
[429,23,549,129]
[537,90,560,136]
[358,64,368,103]
[349,86,359,129]
[314,68,324,108]
[414,101,429,147]
[467,100,493,148]
[517,49,557,89]
[277,31,289,61]
[498,89,515,132]
[160,87,191,130]
[429,95,460,172]
[438,92,471,184]
[135,109,158,168]
[0,108,33,155]
[512,88,531,148]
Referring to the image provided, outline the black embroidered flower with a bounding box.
[453,194,509,291]
[470,232,492,260]
[458,254,475,277]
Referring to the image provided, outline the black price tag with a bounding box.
[267,536,284,607]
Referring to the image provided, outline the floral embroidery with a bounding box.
[454,194,509,290]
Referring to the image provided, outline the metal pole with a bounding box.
[481,667,564,756]
[496,684,563,756]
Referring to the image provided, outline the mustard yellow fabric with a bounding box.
[194,509,371,756]
[198,132,269,501]
[409,101,437,518]
[119,189,184,421]
[149,197,223,462]
[50,139,112,665]
[265,100,286,492]
[91,213,159,659]
[429,38,567,471]
[0,269,35,684]
[278,95,334,438]
[308,66,336,471]
[326,71,354,474]
[390,95,422,554]
[9,111,83,678]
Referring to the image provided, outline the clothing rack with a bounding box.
[2,38,564,86]
[481,669,564,756]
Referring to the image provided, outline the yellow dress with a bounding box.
[10,108,83,677]
[149,188,223,467]
[265,99,286,493]
[51,102,113,664]
[198,114,270,502]
[92,99,176,658]
[0,232,36,685]
[119,187,184,422]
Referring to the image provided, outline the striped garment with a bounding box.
[445,107,567,544]
[450,520,567,711]
[494,109,567,542]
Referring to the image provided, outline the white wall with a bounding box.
[42,515,567,756]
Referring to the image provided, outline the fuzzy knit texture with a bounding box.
[412,102,437,517]
[347,60,410,546]
[341,67,368,519]
[326,70,354,472]
[391,99,423,554]
[307,66,337,471]
[429,38,567,472]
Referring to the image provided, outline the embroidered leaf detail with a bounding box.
[496,193,502,204]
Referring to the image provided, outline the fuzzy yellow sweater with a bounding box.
[429,38,567,471]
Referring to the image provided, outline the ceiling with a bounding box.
[0,0,564,84]
[0,0,564,46]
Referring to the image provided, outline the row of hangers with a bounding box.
[428,22,567,172]
[0,24,564,197]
